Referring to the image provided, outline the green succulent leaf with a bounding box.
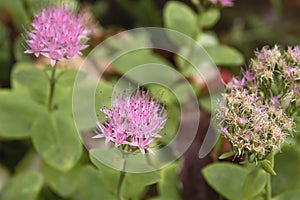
[271,146,300,196]
[74,165,116,200]
[202,162,249,200]
[163,1,198,45]
[42,162,82,198]
[218,151,235,159]
[122,171,161,200]
[56,69,87,87]
[272,190,300,200]
[0,91,46,139]
[260,160,276,175]
[156,162,181,199]
[242,169,266,199]
[0,171,43,200]
[205,45,244,67]
[199,9,221,28]
[12,63,49,105]
[89,148,125,172]
[32,111,82,171]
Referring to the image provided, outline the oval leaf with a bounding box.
[199,9,221,28]
[273,190,300,200]
[0,92,46,139]
[157,162,181,199]
[0,171,43,200]
[163,1,198,44]
[32,111,82,171]
[122,172,161,199]
[202,162,249,200]
[12,64,49,105]
[42,163,81,197]
[272,147,300,196]
[12,68,49,88]
[89,148,124,171]
[205,45,244,66]
[56,70,87,87]
[242,169,266,199]
[74,166,116,200]
[218,151,235,159]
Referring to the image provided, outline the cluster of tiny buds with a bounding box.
[218,88,293,159]
[218,45,298,160]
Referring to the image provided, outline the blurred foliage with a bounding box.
[219,0,300,60]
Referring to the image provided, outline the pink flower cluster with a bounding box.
[94,89,166,154]
[24,5,90,66]
[209,0,234,7]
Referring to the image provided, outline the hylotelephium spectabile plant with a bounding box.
[93,88,167,154]
[24,4,90,66]
[217,45,299,162]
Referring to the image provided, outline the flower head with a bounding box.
[217,45,300,161]
[93,88,167,154]
[217,88,293,160]
[24,5,90,66]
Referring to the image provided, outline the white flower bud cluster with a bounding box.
[218,88,293,159]
[217,46,299,160]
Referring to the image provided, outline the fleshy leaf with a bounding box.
[272,190,300,200]
[32,111,82,171]
[218,151,235,159]
[199,9,221,28]
[271,146,300,196]
[202,162,249,200]
[163,1,198,45]
[242,169,266,199]
[260,160,276,175]
[156,162,181,199]
[122,171,161,199]
[74,165,116,200]
[89,148,124,171]
[205,45,244,67]
[42,162,81,197]
[0,171,43,200]
[0,91,46,139]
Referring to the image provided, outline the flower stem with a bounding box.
[265,172,271,200]
[265,152,274,200]
[117,170,126,200]
[48,66,57,112]
[117,150,127,200]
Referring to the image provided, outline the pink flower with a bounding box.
[287,46,300,64]
[209,0,234,7]
[220,126,229,135]
[24,5,90,66]
[242,70,255,82]
[238,116,248,125]
[227,77,245,89]
[93,88,167,154]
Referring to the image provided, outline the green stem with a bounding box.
[117,170,126,200]
[48,66,57,112]
[265,172,271,200]
[117,151,127,200]
[265,152,274,200]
